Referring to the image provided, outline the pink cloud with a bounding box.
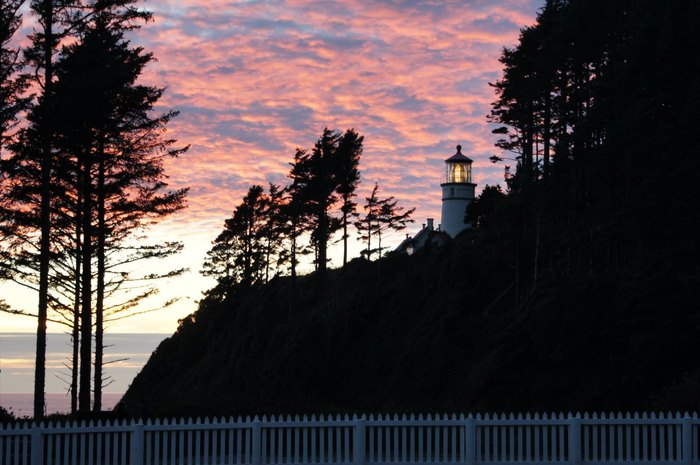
[2,0,544,332]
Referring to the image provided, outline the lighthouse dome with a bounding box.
[445,144,473,163]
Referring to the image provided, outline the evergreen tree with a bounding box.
[354,183,381,260]
[356,182,414,260]
[202,185,270,295]
[284,148,313,285]
[0,0,27,154]
[1,1,187,413]
[52,14,187,411]
[287,128,364,283]
[465,184,506,229]
[335,129,363,266]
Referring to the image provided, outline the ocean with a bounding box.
[0,332,168,417]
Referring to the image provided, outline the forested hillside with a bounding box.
[118,0,700,417]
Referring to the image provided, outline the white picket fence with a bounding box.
[1,412,699,465]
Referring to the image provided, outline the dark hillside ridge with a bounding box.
[119,0,700,417]
[118,236,700,417]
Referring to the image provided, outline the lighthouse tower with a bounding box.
[440,145,476,237]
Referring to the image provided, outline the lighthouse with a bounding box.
[440,144,476,237]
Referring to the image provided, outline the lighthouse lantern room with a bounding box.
[440,144,476,238]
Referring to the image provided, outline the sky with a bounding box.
[0,0,543,334]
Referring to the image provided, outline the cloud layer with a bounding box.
[135,0,541,232]
[2,0,543,333]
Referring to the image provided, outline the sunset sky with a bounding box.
[1,0,543,334]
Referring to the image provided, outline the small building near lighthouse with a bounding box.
[440,144,476,237]
[395,144,477,255]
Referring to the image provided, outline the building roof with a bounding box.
[445,144,473,163]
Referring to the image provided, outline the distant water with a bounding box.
[0,332,168,416]
[1,393,124,418]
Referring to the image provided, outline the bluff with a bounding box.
[118,234,700,417]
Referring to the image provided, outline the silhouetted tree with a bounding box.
[50,14,187,411]
[335,129,363,266]
[1,1,187,414]
[202,185,270,295]
[354,183,381,260]
[465,184,506,229]
[356,182,414,260]
[0,0,27,155]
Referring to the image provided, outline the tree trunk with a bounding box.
[317,204,327,285]
[342,211,348,266]
[94,139,106,411]
[79,154,93,412]
[543,91,551,175]
[34,0,54,420]
[71,189,82,414]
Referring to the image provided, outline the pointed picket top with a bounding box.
[693,412,699,419]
